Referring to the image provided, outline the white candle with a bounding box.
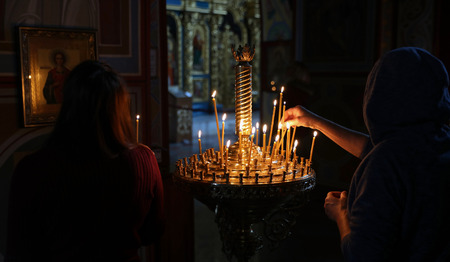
[212,90,221,151]
[221,113,227,164]
[136,114,140,143]
[285,122,291,165]
[262,124,267,157]
[198,130,202,155]
[268,100,277,153]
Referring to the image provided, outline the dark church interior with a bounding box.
[1,0,450,261]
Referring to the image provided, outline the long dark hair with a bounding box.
[48,60,136,158]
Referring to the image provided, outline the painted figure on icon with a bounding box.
[43,51,70,104]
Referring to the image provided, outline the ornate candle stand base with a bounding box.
[173,163,315,262]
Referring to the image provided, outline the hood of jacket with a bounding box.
[363,47,450,145]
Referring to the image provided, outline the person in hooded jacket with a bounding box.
[283,47,450,261]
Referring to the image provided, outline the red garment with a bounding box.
[6,145,164,261]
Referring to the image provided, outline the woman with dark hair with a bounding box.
[6,60,164,261]
[284,47,450,260]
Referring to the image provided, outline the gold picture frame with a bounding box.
[19,27,97,127]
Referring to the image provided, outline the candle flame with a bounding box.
[278,122,282,129]
[256,122,259,129]
[263,124,267,133]
[313,131,318,137]
[275,134,279,142]
[283,101,286,105]
[226,140,231,148]
[252,127,255,134]
[286,122,290,129]
[212,90,216,98]
[294,139,298,148]
[136,114,140,120]
[273,100,277,106]
[222,113,227,121]
[281,86,284,93]
[198,130,202,139]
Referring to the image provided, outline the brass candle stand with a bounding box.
[173,44,316,262]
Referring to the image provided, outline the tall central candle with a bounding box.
[211,90,221,151]
[221,113,227,165]
[136,114,140,143]
[239,120,243,162]
[262,124,267,157]
[309,131,318,162]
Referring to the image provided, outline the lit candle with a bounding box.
[278,86,284,125]
[136,114,140,143]
[198,130,202,155]
[268,100,277,154]
[270,135,279,164]
[212,90,221,151]
[255,122,259,146]
[309,131,318,162]
[221,113,227,165]
[275,122,282,155]
[262,124,267,157]
[248,127,255,166]
[290,125,297,153]
[225,140,230,171]
[292,140,298,161]
[286,122,291,164]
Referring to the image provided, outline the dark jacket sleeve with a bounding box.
[342,146,405,261]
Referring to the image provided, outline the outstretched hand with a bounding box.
[283,105,317,129]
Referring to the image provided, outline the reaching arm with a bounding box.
[283,105,369,159]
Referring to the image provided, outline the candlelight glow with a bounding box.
[252,127,255,135]
[212,90,216,98]
[136,115,140,120]
[314,131,318,137]
[256,122,259,129]
[274,100,277,106]
[286,122,290,129]
[198,130,202,139]
[222,113,227,121]
[226,140,231,148]
[281,86,284,93]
